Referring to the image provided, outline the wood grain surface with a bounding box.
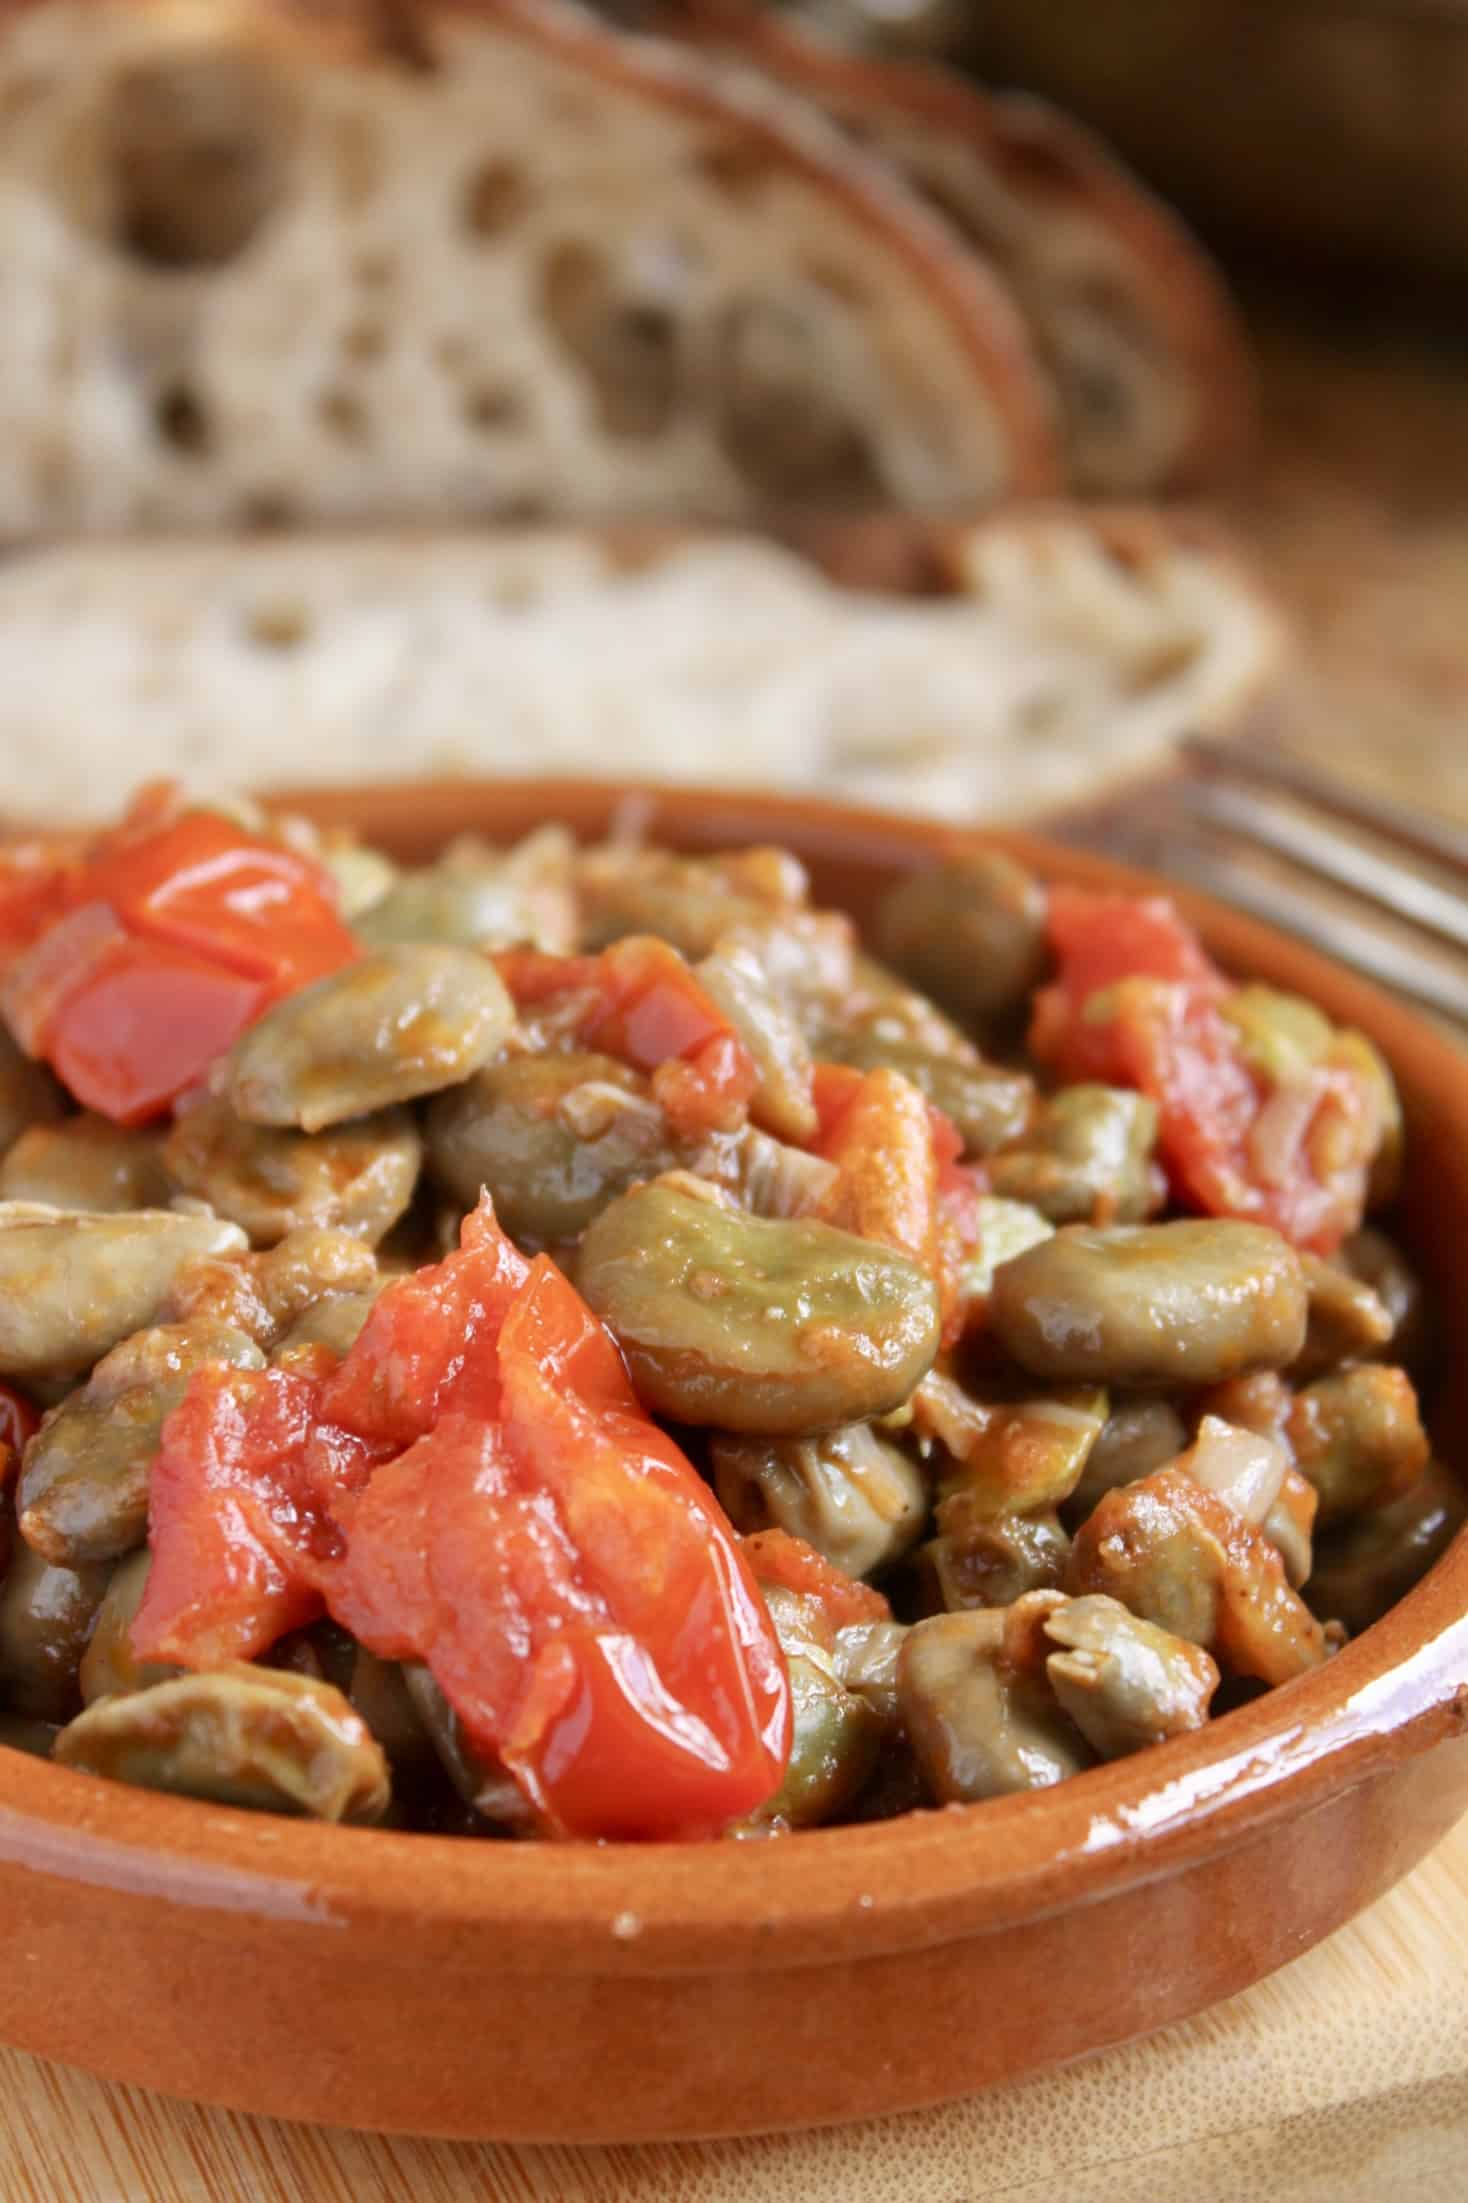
[4,285,1467,2201]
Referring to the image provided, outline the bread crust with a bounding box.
[656,0,1253,494]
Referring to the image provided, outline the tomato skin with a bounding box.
[82,813,358,991]
[320,1196,531,1449]
[812,1062,977,1339]
[135,1195,792,1839]
[1029,888,1383,1253]
[131,1367,385,1668]
[45,940,269,1127]
[0,1383,39,1461]
[496,937,758,1136]
[742,1529,891,1629]
[0,803,358,1124]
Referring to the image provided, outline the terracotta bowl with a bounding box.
[2,779,1466,2142]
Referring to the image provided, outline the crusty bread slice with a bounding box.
[0,510,1282,825]
[653,0,1254,496]
[0,0,1061,536]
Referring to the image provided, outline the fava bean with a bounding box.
[713,1422,928,1580]
[1287,1363,1429,1525]
[223,947,513,1131]
[18,1319,264,1565]
[166,1097,421,1247]
[874,850,1048,1028]
[1043,1594,1218,1758]
[0,1543,111,1721]
[576,1178,941,1435]
[1067,1396,1187,1518]
[78,1551,177,1703]
[991,1221,1307,1387]
[989,1086,1163,1226]
[1307,1463,1464,1633]
[0,1115,173,1213]
[917,1503,1071,1614]
[54,1665,391,1822]
[0,1205,247,1386]
[898,1602,1092,1804]
[427,1055,668,1247]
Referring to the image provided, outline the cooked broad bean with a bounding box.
[1286,1363,1429,1525]
[355,831,577,955]
[54,1665,391,1822]
[690,1122,837,1220]
[426,1055,670,1246]
[18,1319,264,1565]
[737,1588,885,1832]
[345,1650,442,1777]
[0,1025,62,1159]
[1042,1594,1219,1758]
[697,937,817,1146]
[0,1543,112,1721]
[576,844,809,959]
[874,850,1048,1028]
[1067,1396,1188,1518]
[1067,1466,1329,1686]
[576,1177,941,1434]
[918,1502,1071,1613]
[1306,1463,1465,1632]
[989,1087,1163,1226]
[831,1617,909,1726]
[273,1286,386,1363]
[78,1551,177,1703]
[223,947,514,1131]
[1263,1468,1318,1590]
[914,1371,1108,1517]
[899,1601,1093,1804]
[1294,1253,1394,1377]
[991,1221,1308,1387]
[0,1115,173,1212]
[959,1197,1054,1316]
[165,1096,421,1247]
[163,1226,379,1350]
[0,1204,247,1386]
[400,1663,535,1830]
[1339,1229,1430,1371]
[712,1422,928,1580]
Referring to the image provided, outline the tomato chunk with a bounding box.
[496,937,758,1137]
[132,1366,386,1668]
[742,1529,891,1629]
[45,940,269,1127]
[1029,887,1392,1252]
[135,1195,792,1839]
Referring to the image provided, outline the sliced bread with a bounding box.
[0,0,1059,535]
[653,0,1254,496]
[0,510,1282,825]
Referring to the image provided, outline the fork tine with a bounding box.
[1063,818,1468,1026]
[1179,777,1468,955]
[1182,735,1468,880]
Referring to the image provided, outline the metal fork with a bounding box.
[1050,736,1468,1028]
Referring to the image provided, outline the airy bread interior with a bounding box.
[0,0,1058,537]
[0,515,1281,825]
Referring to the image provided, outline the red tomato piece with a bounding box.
[742,1529,891,1629]
[0,842,80,963]
[329,1237,791,1839]
[83,812,360,994]
[1,901,129,1056]
[44,939,268,1127]
[131,1366,385,1668]
[320,1192,531,1450]
[813,1063,977,1338]
[1028,887,1379,1252]
[497,938,757,1137]
[0,1383,40,1461]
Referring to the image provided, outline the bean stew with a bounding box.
[0,786,1456,1841]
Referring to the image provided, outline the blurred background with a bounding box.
[795,0,1468,821]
